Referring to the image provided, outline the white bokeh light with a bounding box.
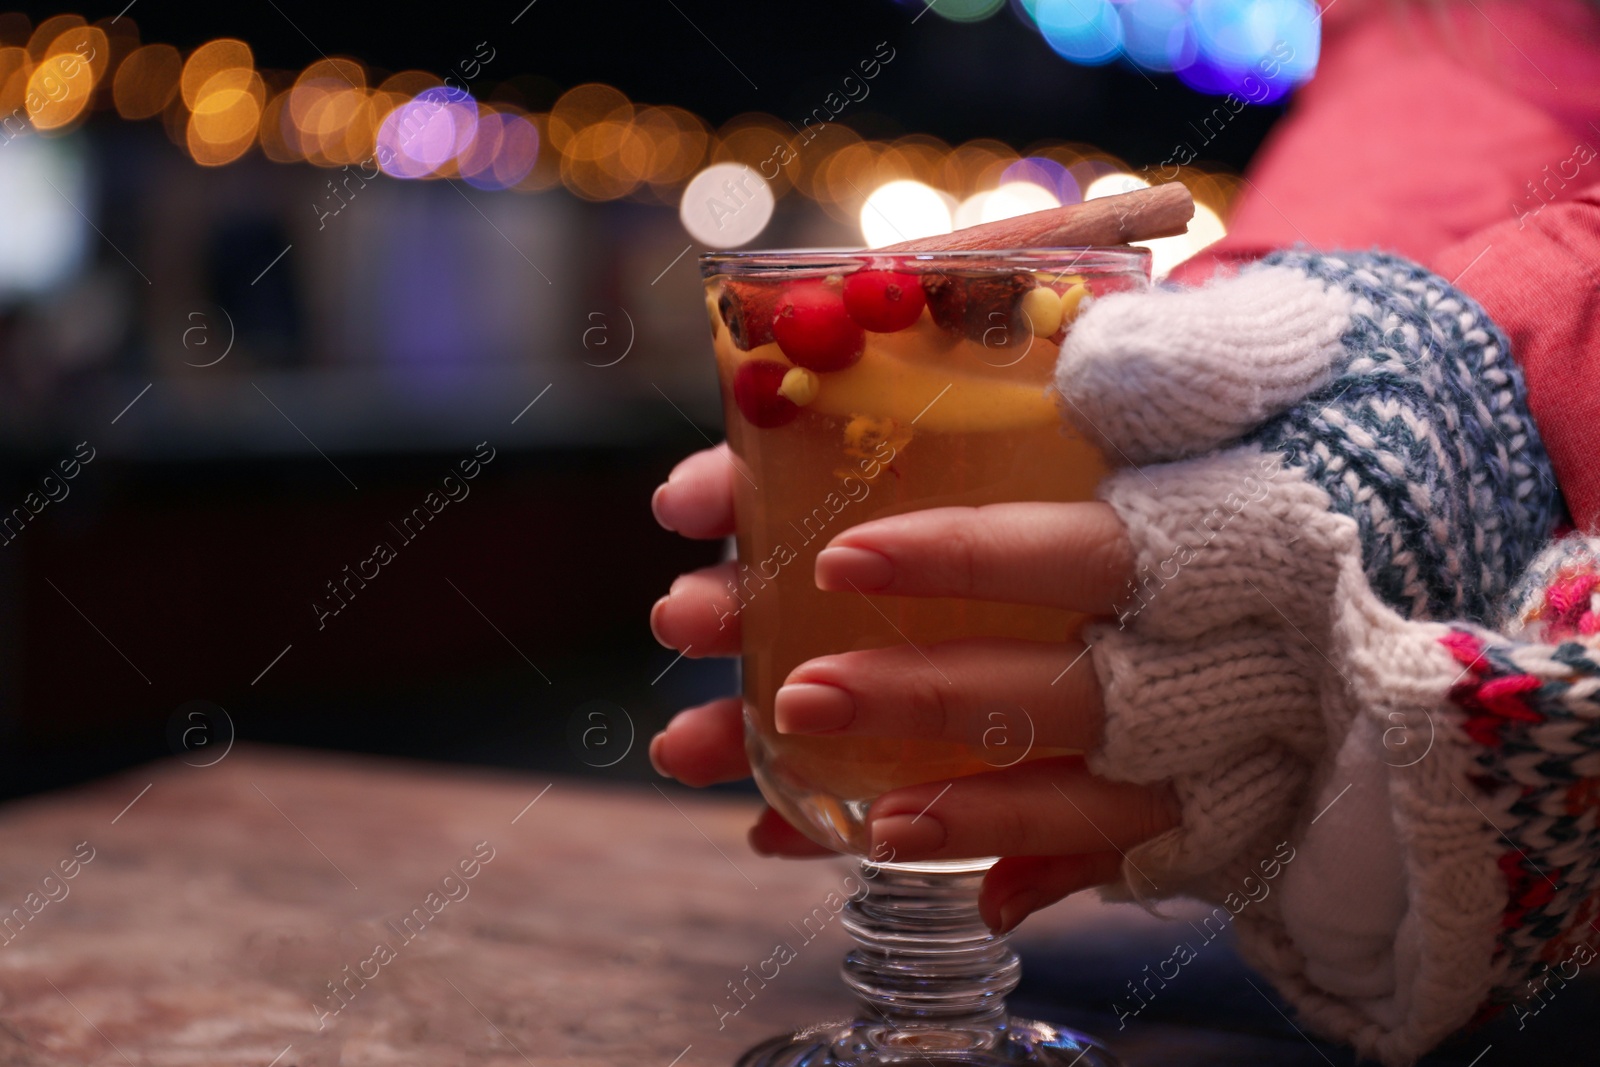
[953,190,992,230]
[1084,172,1150,201]
[1134,201,1227,278]
[679,163,775,247]
[979,181,1060,223]
[859,180,953,248]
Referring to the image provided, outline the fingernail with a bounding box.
[816,546,894,592]
[651,483,677,531]
[993,890,1041,935]
[870,813,945,858]
[649,595,672,648]
[775,683,855,734]
[648,732,671,778]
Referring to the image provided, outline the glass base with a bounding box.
[731,862,1122,1067]
[736,1016,1122,1067]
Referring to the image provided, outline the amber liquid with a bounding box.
[711,273,1118,855]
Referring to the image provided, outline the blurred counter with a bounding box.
[0,747,1586,1065]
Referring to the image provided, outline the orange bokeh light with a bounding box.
[26,14,83,59]
[187,65,263,165]
[27,25,107,131]
[181,38,250,109]
[513,112,561,192]
[0,45,30,117]
[789,122,861,203]
[548,82,629,152]
[113,42,180,119]
[714,114,797,198]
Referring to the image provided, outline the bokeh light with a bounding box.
[0,134,89,296]
[561,110,650,200]
[943,139,1015,198]
[1134,199,1226,277]
[1037,0,1123,66]
[26,24,107,131]
[680,162,773,246]
[1084,171,1150,200]
[1121,0,1196,72]
[0,6,1256,243]
[187,66,263,166]
[180,38,250,109]
[822,139,882,212]
[860,179,953,248]
[980,180,1059,223]
[1013,0,1318,96]
[26,14,83,58]
[715,114,797,198]
[463,109,539,190]
[257,89,300,162]
[786,123,854,213]
[548,82,630,153]
[514,112,563,192]
[1001,156,1080,204]
[0,45,30,117]
[953,191,991,230]
[113,43,180,119]
[883,135,950,191]
[637,105,710,196]
[377,87,477,179]
[919,0,1008,22]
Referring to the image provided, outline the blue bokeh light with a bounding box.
[1001,156,1082,204]
[1121,0,1197,73]
[1037,0,1124,66]
[1011,0,1319,100]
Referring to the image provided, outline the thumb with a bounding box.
[1055,264,1353,466]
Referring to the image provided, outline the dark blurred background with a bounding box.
[0,0,1312,799]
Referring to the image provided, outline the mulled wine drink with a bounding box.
[704,249,1150,856]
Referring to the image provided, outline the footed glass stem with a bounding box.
[736,862,1121,1067]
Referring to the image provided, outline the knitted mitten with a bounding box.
[1054,249,1571,1064]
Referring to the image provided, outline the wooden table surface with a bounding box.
[0,746,1590,1066]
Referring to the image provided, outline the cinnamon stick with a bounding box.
[877,182,1194,253]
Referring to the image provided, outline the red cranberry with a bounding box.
[842,270,926,333]
[733,359,801,428]
[772,280,865,372]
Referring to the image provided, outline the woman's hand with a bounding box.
[648,444,1180,932]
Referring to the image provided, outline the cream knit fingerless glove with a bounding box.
[1055,250,1569,1065]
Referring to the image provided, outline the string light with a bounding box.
[0,7,1234,264]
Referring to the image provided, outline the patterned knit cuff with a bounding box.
[1431,536,1600,1025]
